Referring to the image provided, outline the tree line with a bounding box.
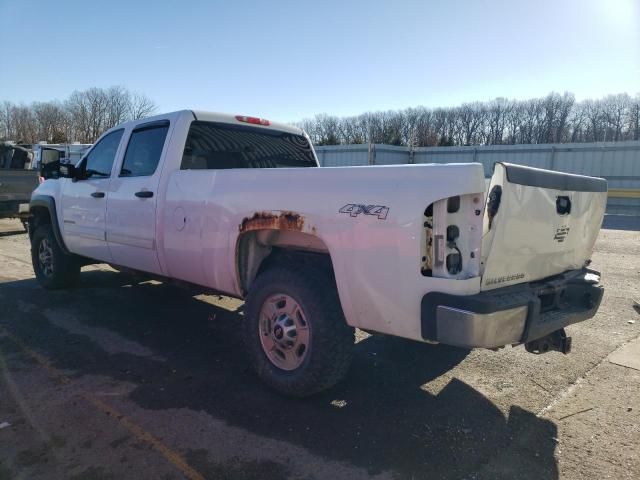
[297,92,640,147]
[3,89,639,148]
[0,86,158,144]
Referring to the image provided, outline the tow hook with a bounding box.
[525,329,572,355]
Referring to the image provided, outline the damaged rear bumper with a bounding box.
[421,268,603,349]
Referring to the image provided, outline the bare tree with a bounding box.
[3,89,639,147]
[485,98,512,145]
[0,101,11,139]
[629,94,640,141]
[568,101,588,142]
[10,105,37,143]
[33,101,68,143]
[601,93,630,141]
[106,85,131,128]
[538,92,575,143]
[129,92,158,120]
[65,90,91,143]
[338,116,365,144]
[583,100,604,142]
[295,91,638,148]
[0,86,161,143]
[414,108,436,146]
[505,101,525,144]
[456,103,485,145]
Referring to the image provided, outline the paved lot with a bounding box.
[0,217,638,480]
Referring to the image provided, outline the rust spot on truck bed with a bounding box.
[239,211,306,233]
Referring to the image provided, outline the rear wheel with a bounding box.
[31,224,80,289]
[243,266,354,397]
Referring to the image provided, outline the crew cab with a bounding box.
[28,110,607,396]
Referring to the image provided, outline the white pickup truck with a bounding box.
[28,110,607,396]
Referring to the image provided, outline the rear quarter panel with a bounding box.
[160,163,486,341]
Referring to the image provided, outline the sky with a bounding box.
[0,0,638,122]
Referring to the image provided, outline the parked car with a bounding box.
[0,143,39,230]
[28,110,607,396]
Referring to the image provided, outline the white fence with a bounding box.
[314,141,640,216]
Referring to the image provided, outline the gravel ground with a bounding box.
[0,216,638,480]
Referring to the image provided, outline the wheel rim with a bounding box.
[259,294,310,371]
[38,238,54,277]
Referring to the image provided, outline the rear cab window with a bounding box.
[180,121,317,170]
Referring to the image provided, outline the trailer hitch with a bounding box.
[525,328,572,355]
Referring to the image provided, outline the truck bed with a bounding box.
[0,169,39,218]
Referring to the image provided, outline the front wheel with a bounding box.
[31,224,80,289]
[243,266,354,397]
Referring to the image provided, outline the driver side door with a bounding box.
[60,129,124,262]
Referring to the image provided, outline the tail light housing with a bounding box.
[421,193,483,279]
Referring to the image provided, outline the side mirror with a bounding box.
[40,159,60,180]
[59,163,76,178]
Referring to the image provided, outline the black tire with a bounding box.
[243,266,354,397]
[31,224,80,289]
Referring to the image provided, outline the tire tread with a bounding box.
[31,224,80,289]
[243,263,354,397]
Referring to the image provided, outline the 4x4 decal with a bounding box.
[339,204,389,220]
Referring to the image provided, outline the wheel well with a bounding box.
[29,206,51,237]
[236,229,334,295]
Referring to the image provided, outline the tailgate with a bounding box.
[0,169,40,203]
[480,162,607,291]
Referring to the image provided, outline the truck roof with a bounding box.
[114,110,303,136]
[191,110,303,135]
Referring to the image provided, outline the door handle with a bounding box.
[91,192,105,198]
[135,191,154,198]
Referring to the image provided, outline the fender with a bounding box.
[29,195,71,255]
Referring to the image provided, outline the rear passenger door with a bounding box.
[106,120,170,274]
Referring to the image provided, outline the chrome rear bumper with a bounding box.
[421,269,603,349]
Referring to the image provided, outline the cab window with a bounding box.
[120,121,170,177]
[181,121,316,170]
[83,129,124,178]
